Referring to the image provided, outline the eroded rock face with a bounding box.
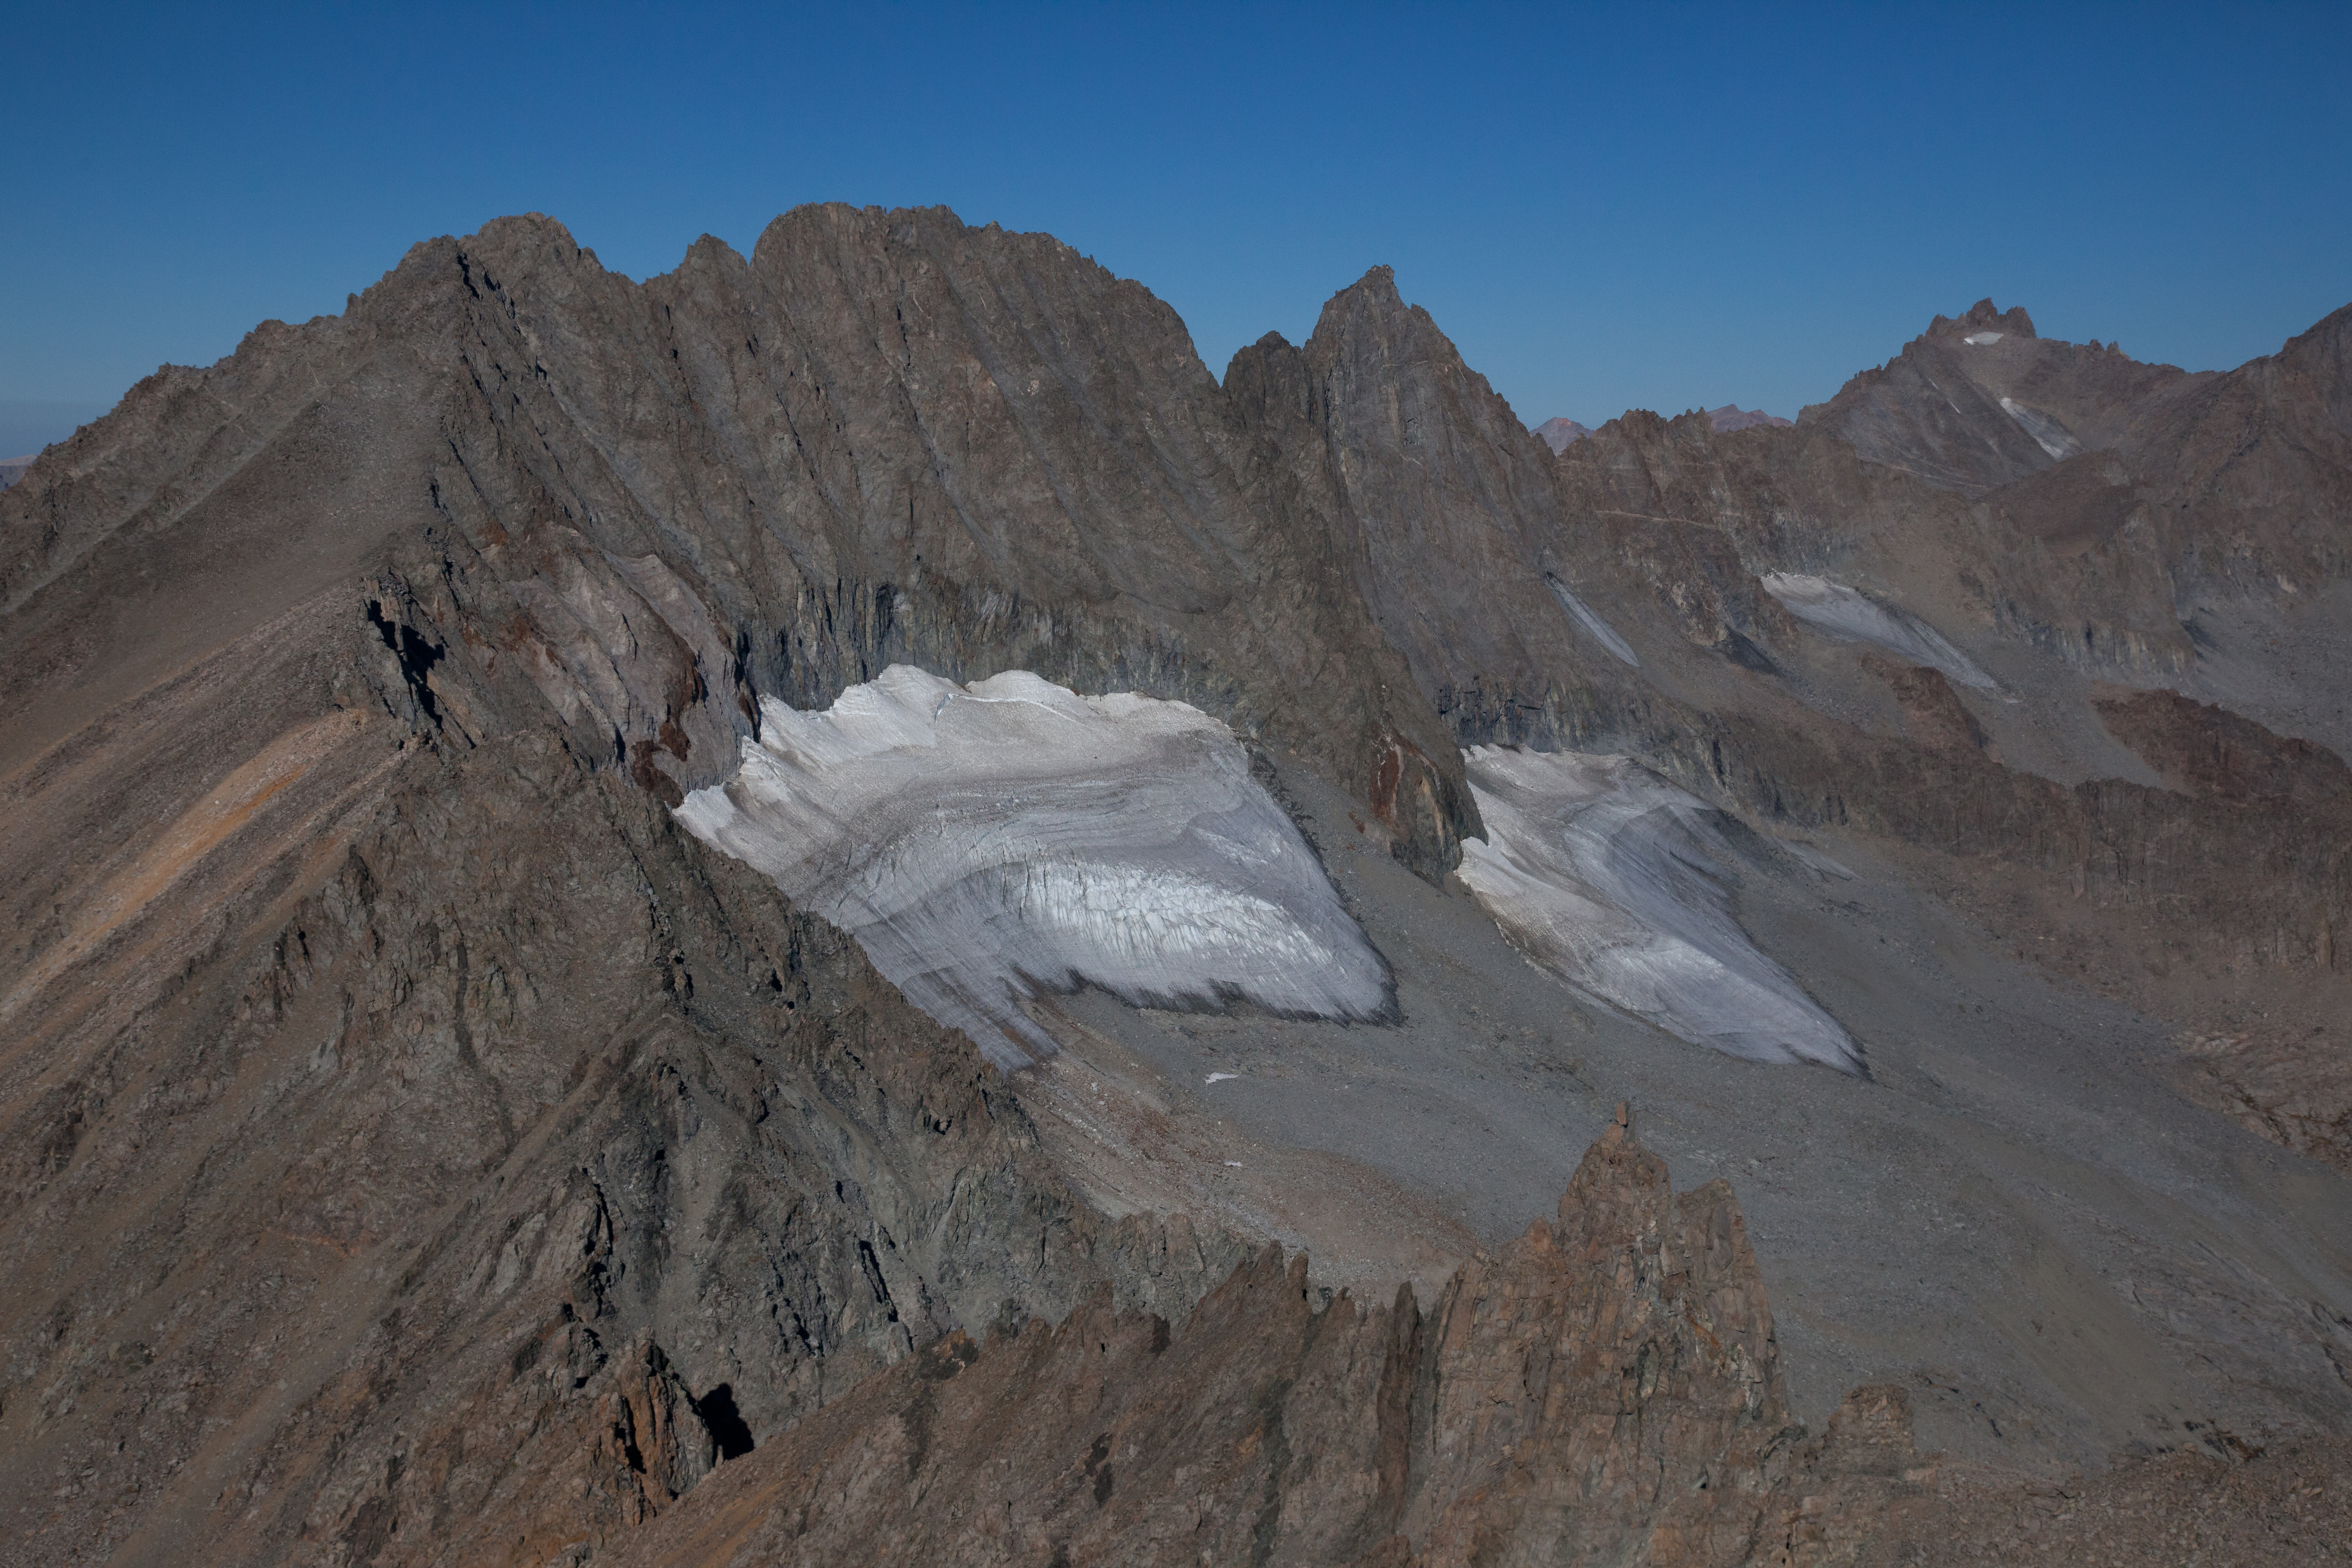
[2093,685,2352,808]
[0,736,1247,1566]
[604,1110,1933,1568]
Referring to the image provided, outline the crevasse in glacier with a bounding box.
[1454,746,1861,1073]
[1759,572,1999,690]
[674,665,1393,1068]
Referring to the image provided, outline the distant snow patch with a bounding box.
[1455,748,1860,1072]
[1997,396,2083,461]
[1545,575,1640,667]
[1963,331,2005,345]
[1759,573,1999,690]
[675,666,1391,1069]
[1207,1072,1240,1083]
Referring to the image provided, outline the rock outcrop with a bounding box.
[606,1109,1936,1568]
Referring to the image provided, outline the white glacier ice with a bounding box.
[1997,395,2084,461]
[1455,747,1861,1072]
[674,666,1392,1068]
[1759,572,1999,690]
[1545,574,1640,666]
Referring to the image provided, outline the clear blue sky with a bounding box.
[4,2,2349,456]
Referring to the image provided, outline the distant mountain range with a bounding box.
[0,456,34,489]
[1534,416,1594,451]
[1537,404,1790,451]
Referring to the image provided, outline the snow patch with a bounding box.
[1963,330,2005,345]
[1998,396,2083,461]
[1546,575,1640,666]
[1206,1072,1240,1083]
[675,666,1390,1068]
[1455,748,1861,1072]
[1759,573,1999,690]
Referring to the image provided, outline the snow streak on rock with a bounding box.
[1997,396,2084,461]
[1545,574,1640,666]
[1455,748,1860,1072]
[676,666,1391,1068]
[1759,572,1999,690]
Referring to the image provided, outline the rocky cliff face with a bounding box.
[3,208,2349,1563]
[605,1110,1936,1568]
[0,733,1246,1565]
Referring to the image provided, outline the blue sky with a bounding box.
[3,2,2348,456]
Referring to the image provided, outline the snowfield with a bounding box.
[1759,572,1999,690]
[1456,747,1861,1072]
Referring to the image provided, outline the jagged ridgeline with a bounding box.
[3,206,2351,1565]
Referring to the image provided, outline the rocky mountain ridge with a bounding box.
[606,1108,1940,1568]
[3,208,2349,1563]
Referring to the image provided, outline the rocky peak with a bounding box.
[1707,404,1794,433]
[1536,415,1594,451]
[1929,297,2039,340]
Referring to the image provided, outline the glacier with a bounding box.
[1454,746,1861,1073]
[674,665,1392,1068]
[1759,571,1999,690]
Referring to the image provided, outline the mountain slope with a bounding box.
[2,211,2349,1563]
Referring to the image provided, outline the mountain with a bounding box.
[3,209,2348,1565]
[1707,403,1793,432]
[1800,297,2210,495]
[0,455,34,489]
[1534,415,1592,451]
[1539,406,1789,453]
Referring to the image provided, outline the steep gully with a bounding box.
[0,209,2348,1561]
